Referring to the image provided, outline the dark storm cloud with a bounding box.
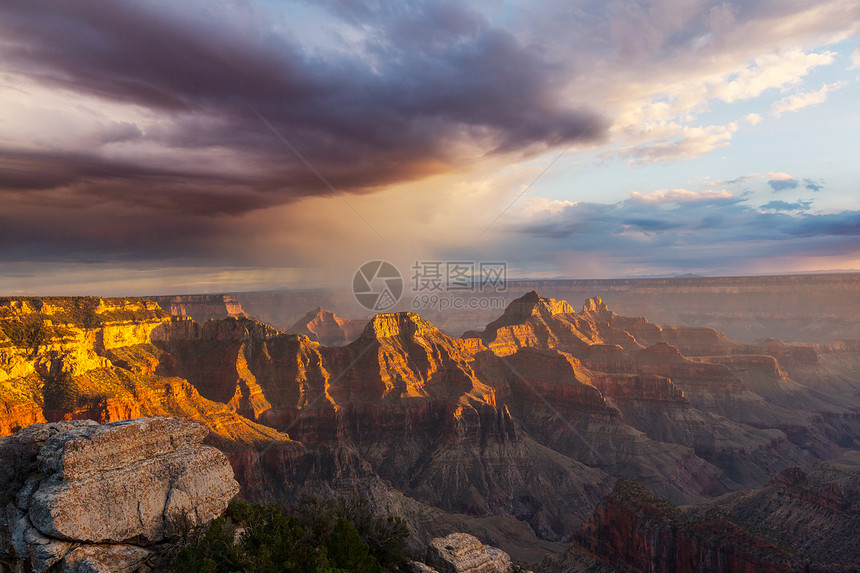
[0,149,291,215]
[0,0,603,205]
[0,0,607,265]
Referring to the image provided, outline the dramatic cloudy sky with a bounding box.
[1,0,859,295]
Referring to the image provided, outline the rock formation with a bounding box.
[0,417,239,572]
[424,533,513,573]
[287,307,367,346]
[147,294,246,323]
[0,298,296,446]
[541,452,860,572]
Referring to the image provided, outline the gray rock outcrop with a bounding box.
[425,533,513,573]
[405,562,442,573]
[0,417,239,572]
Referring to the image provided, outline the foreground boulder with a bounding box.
[0,417,239,572]
[425,533,514,573]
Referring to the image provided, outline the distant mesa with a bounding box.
[581,295,610,316]
[147,294,246,323]
[463,290,575,343]
[288,307,367,346]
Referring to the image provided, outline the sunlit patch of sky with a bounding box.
[519,39,858,215]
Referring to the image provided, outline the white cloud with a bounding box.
[767,171,799,191]
[630,188,734,205]
[715,50,835,103]
[771,81,846,117]
[543,0,860,166]
[852,44,860,69]
[708,174,762,188]
[768,171,795,181]
[614,122,738,164]
[501,186,860,279]
[518,197,578,217]
[570,44,841,166]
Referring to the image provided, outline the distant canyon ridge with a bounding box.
[152,272,860,344]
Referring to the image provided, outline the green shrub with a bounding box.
[171,518,244,572]
[70,297,102,330]
[332,495,410,569]
[326,519,381,573]
[171,497,407,573]
[294,493,409,569]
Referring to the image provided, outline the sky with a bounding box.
[0,0,859,295]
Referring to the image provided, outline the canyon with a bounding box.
[1,291,859,568]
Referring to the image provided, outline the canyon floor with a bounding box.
[2,289,859,570]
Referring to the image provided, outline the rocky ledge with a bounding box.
[0,417,239,573]
[406,532,530,573]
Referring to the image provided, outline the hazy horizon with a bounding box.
[3,268,860,300]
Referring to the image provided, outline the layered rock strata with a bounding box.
[0,417,239,573]
[287,307,367,346]
[425,533,513,573]
[541,453,860,572]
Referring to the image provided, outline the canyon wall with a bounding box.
[541,452,860,572]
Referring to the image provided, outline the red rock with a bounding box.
[288,307,367,346]
[147,294,246,322]
[563,479,810,573]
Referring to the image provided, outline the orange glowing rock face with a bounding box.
[1,292,860,564]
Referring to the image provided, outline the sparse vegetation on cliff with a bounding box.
[0,313,48,351]
[610,478,684,521]
[0,296,169,330]
[171,496,409,573]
